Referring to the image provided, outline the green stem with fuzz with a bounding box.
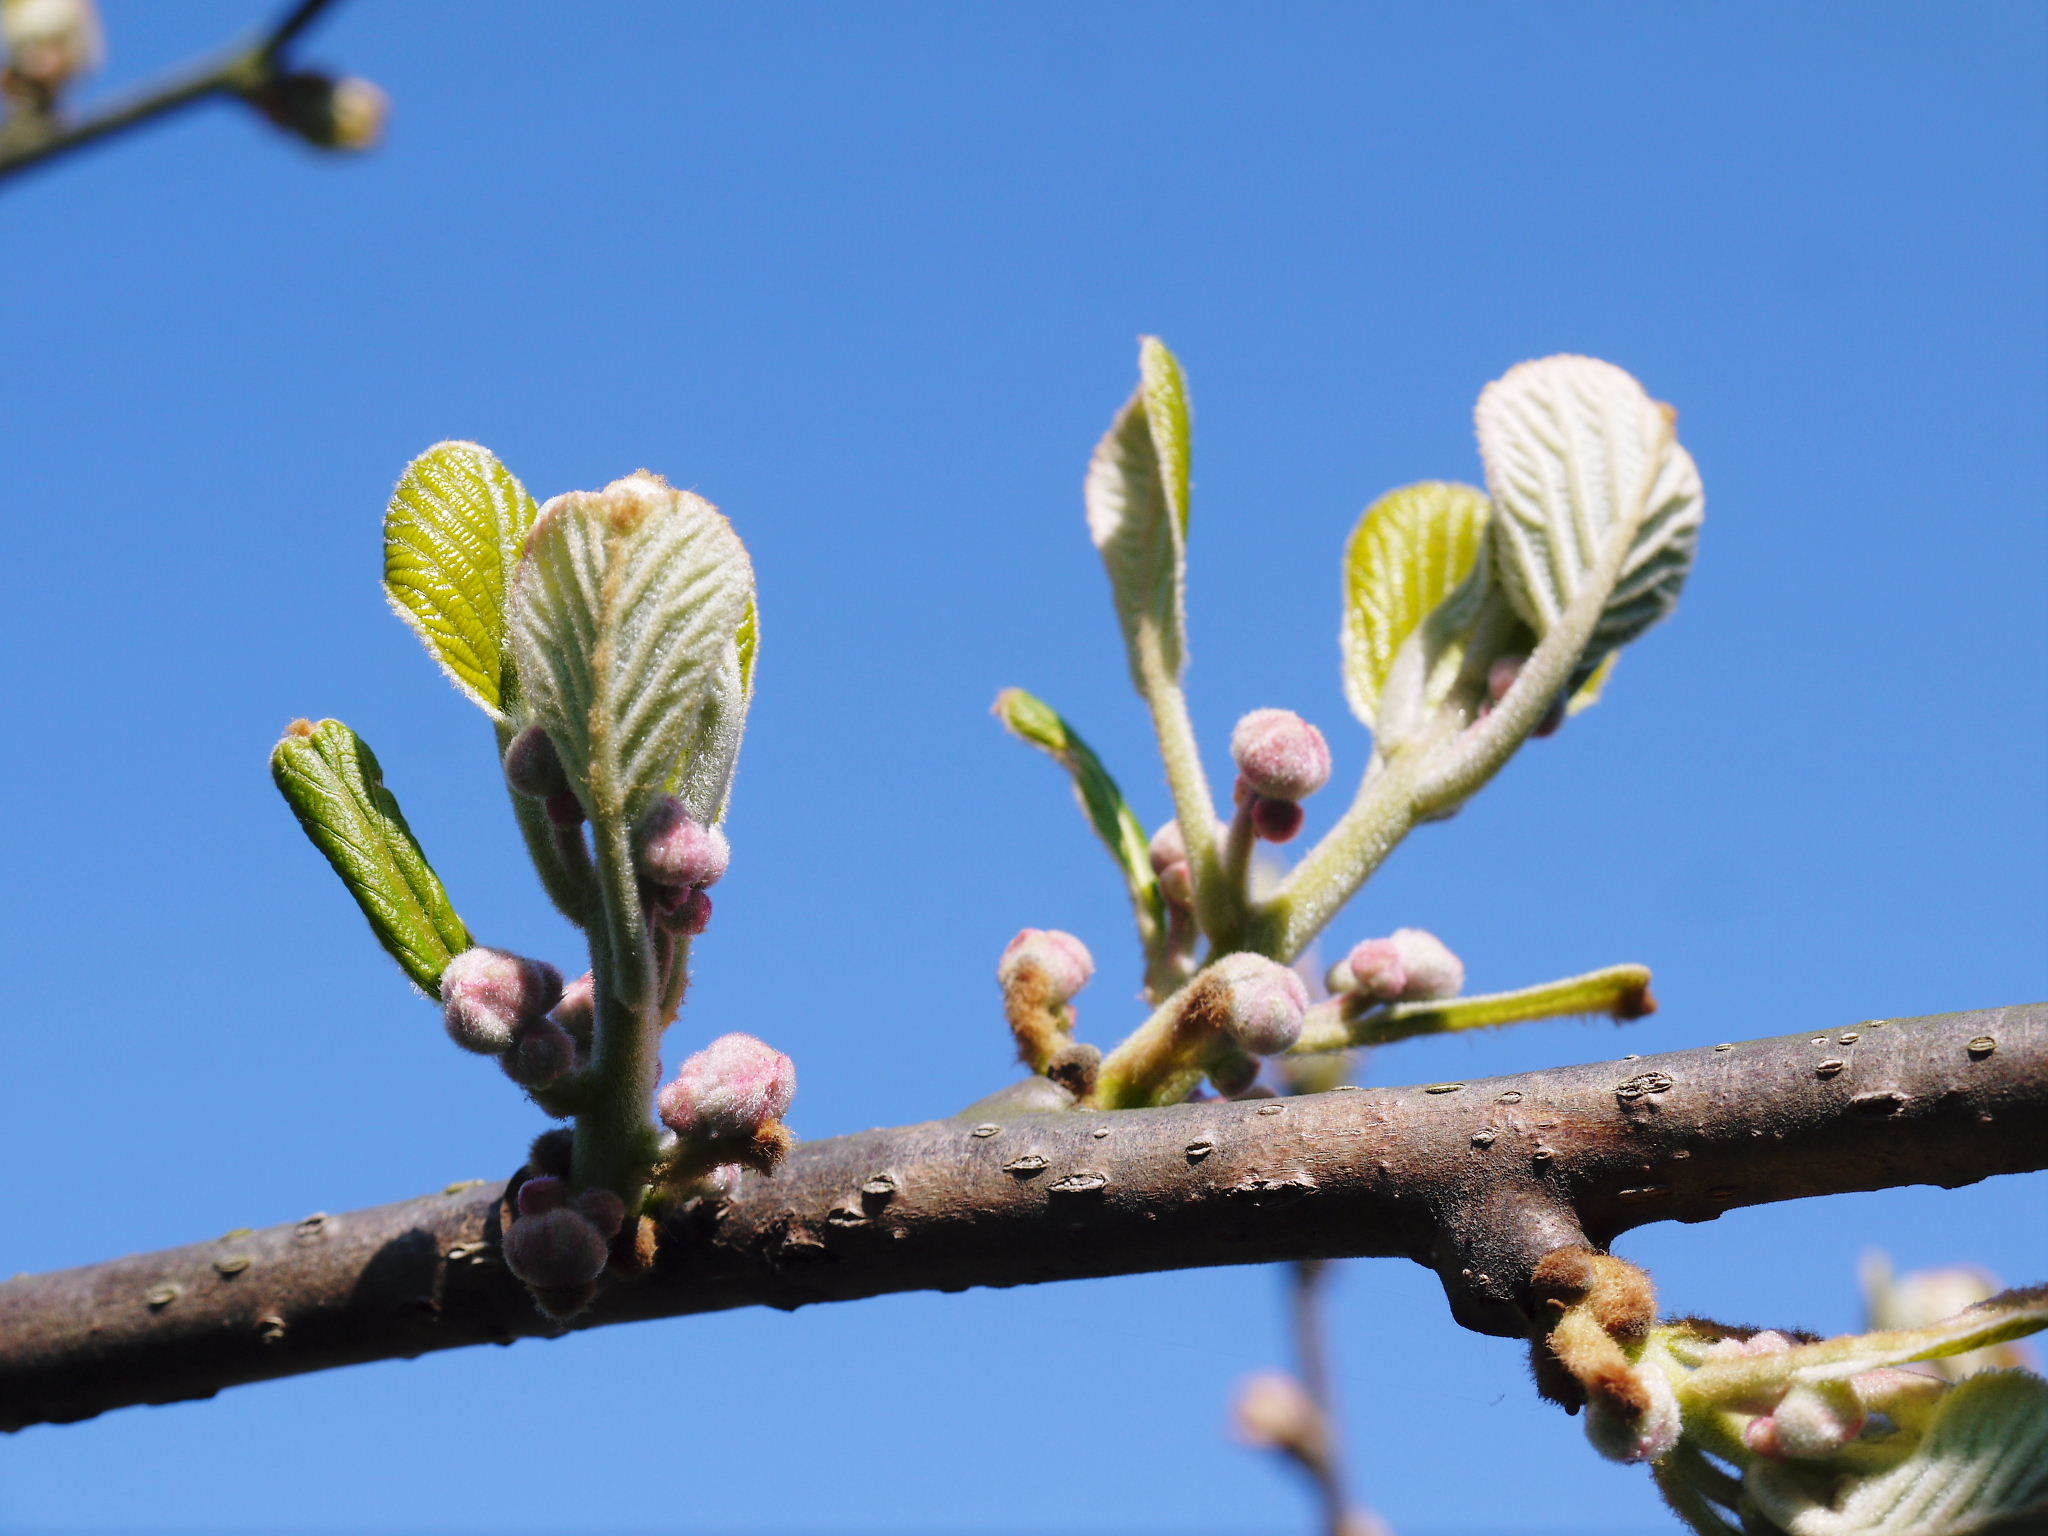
[1293,964,1656,1054]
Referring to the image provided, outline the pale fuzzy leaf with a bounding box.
[1686,1287,2048,1404]
[1087,339,1190,683]
[271,718,471,993]
[383,441,540,720]
[1477,355,1704,670]
[666,631,752,825]
[509,473,755,825]
[1748,1371,2048,1535]
[1341,481,1491,729]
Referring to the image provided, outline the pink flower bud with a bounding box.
[501,1017,577,1087]
[1157,860,1194,907]
[656,1032,797,1142]
[1767,1381,1867,1460]
[1148,820,1187,873]
[544,788,586,827]
[550,972,595,1048]
[1487,655,1525,704]
[502,1206,610,1290]
[516,1175,570,1217]
[657,887,714,936]
[440,947,565,1055]
[997,928,1095,1003]
[1586,1365,1681,1464]
[1210,952,1309,1055]
[1250,796,1306,843]
[1232,1372,1324,1459]
[502,725,568,800]
[635,797,731,889]
[1344,929,1463,1003]
[1230,709,1332,801]
[572,1188,627,1240]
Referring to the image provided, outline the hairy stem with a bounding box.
[4,1003,2040,1430]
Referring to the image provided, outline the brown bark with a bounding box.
[3,1002,2042,1432]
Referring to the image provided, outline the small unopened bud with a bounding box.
[550,971,595,1048]
[502,1017,577,1088]
[1232,1372,1326,1462]
[572,1188,627,1240]
[248,71,389,152]
[1148,820,1187,872]
[1343,928,1463,1003]
[1767,1380,1867,1460]
[1585,1364,1681,1464]
[635,797,731,889]
[998,928,1095,1003]
[544,788,585,827]
[502,1206,610,1291]
[516,1175,570,1217]
[1,0,101,99]
[656,1032,797,1142]
[440,947,564,1055]
[1230,709,1331,801]
[1249,795,1306,843]
[1210,952,1309,1056]
[658,886,713,936]
[502,725,568,800]
[1488,655,1525,703]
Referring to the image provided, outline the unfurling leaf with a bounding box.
[271,718,471,992]
[1476,355,1704,677]
[1341,481,1491,732]
[994,687,1166,934]
[508,473,755,825]
[383,441,542,720]
[1747,1370,2048,1536]
[1566,649,1619,717]
[1087,337,1191,685]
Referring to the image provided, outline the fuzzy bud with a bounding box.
[659,887,713,936]
[502,724,568,800]
[1249,795,1306,843]
[544,788,585,827]
[1230,709,1331,802]
[1585,1364,1681,1464]
[1210,952,1309,1056]
[1765,1380,1867,1460]
[572,1188,627,1240]
[515,1175,570,1217]
[1343,928,1463,1004]
[247,71,389,152]
[440,947,564,1055]
[1232,1372,1326,1463]
[1487,655,1525,704]
[501,1017,577,1088]
[635,797,731,889]
[501,1206,609,1291]
[656,1032,797,1143]
[1148,820,1186,872]
[998,928,1095,1003]
[550,971,595,1048]
[2,0,101,99]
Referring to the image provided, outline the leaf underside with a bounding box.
[1087,338,1191,684]
[508,478,755,825]
[1477,354,1704,673]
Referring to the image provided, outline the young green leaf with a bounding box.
[271,718,472,993]
[666,623,754,826]
[1476,355,1704,672]
[1087,337,1191,685]
[1746,1370,2048,1536]
[383,441,541,721]
[1341,481,1491,731]
[994,687,1166,935]
[508,473,755,825]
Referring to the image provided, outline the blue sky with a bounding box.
[1,3,2043,1533]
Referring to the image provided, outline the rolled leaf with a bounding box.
[1087,337,1191,685]
[508,473,755,825]
[994,687,1165,931]
[271,718,471,992]
[1341,481,1491,730]
[383,442,541,721]
[1476,355,1704,673]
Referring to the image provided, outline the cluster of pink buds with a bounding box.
[1327,928,1464,1004]
[634,796,731,937]
[502,1174,629,1312]
[656,1031,797,1175]
[502,724,586,829]
[440,946,586,1091]
[1230,709,1331,843]
[1209,952,1310,1056]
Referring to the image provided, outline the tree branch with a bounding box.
[3,1003,2042,1431]
[0,0,349,187]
